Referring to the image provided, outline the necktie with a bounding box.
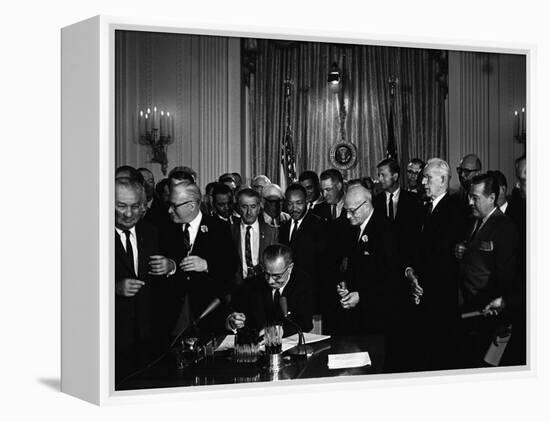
[331,204,336,220]
[123,230,136,276]
[469,218,482,242]
[356,225,363,242]
[273,288,281,319]
[426,200,433,215]
[182,223,191,254]
[289,220,299,243]
[388,193,394,220]
[245,225,253,273]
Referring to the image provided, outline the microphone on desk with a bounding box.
[279,297,312,358]
[171,297,222,348]
[194,297,222,327]
[116,297,222,389]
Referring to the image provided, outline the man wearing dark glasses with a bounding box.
[453,154,482,218]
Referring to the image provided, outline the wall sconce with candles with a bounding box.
[513,107,526,143]
[138,106,175,175]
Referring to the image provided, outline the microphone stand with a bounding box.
[284,315,312,358]
[278,296,312,358]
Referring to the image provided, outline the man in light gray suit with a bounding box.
[230,188,278,289]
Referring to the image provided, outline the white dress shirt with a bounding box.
[357,210,374,241]
[500,201,509,214]
[431,191,447,211]
[184,211,204,252]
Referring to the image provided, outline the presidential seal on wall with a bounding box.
[330,141,358,170]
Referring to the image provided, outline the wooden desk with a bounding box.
[117,335,385,391]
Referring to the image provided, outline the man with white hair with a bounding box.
[162,182,238,337]
[404,158,465,371]
[336,184,397,336]
[251,174,271,195]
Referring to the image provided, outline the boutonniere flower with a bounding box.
[200,225,208,233]
[361,235,369,243]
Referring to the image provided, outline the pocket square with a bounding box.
[479,241,494,251]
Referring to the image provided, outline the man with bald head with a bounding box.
[162,182,238,337]
[453,154,482,217]
[404,158,465,370]
[335,185,397,336]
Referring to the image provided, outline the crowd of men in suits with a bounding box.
[114,153,527,383]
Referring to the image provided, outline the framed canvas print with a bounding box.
[61,15,530,405]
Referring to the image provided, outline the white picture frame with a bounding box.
[61,15,532,405]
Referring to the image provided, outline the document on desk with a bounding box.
[282,333,331,352]
[327,352,371,369]
[215,334,236,352]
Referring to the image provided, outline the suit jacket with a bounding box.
[115,220,160,350]
[259,211,291,228]
[279,212,329,305]
[162,214,238,331]
[311,201,345,223]
[459,208,518,312]
[344,210,398,334]
[230,267,314,335]
[373,189,423,269]
[413,193,465,317]
[142,196,171,232]
[230,219,278,288]
[450,188,472,223]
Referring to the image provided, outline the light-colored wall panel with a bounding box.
[116,32,242,190]
[448,51,526,192]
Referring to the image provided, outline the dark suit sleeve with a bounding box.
[207,221,239,299]
[494,219,518,301]
[287,270,314,333]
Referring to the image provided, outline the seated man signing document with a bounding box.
[226,244,314,336]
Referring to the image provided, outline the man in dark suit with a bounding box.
[452,153,482,219]
[114,177,174,384]
[405,158,465,371]
[455,173,518,368]
[311,169,352,333]
[137,167,171,231]
[162,182,238,340]
[406,158,425,194]
[335,185,398,336]
[374,158,423,267]
[230,188,278,289]
[279,184,328,313]
[299,170,325,213]
[211,182,240,226]
[500,155,527,366]
[315,169,346,222]
[226,244,314,336]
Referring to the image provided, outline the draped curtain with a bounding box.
[246,39,447,183]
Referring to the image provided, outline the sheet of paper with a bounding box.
[215,334,235,352]
[327,352,371,369]
[282,332,331,352]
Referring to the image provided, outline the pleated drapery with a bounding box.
[246,40,447,182]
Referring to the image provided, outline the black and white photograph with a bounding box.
[112,29,527,391]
